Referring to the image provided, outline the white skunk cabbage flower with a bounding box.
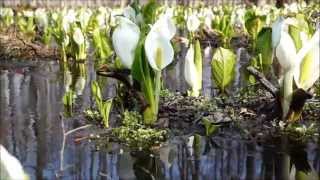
[294,30,320,90]
[231,7,245,28]
[272,17,320,118]
[112,17,140,69]
[284,2,299,14]
[73,27,85,46]
[0,145,28,180]
[184,44,200,96]
[22,10,34,18]
[204,9,214,28]
[272,17,298,71]
[78,8,92,29]
[123,6,144,25]
[96,13,106,28]
[0,8,13,17]
[149,13,176,40]
[123,6,136,22]
[145,15,176,71]
[35,8,48,27]
[62,9,76,32]
[110,8,123,27]
[187,14,200,32]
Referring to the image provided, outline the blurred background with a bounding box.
[0,0,314,8]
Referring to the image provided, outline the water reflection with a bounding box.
[0,59,319,180]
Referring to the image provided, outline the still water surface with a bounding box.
[0,58,319,180]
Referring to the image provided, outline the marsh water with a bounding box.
[0,54,319,180]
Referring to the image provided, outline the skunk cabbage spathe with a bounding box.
[112,17,140,69]
[272,16,320,121]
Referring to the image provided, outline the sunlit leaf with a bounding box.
[211,47,236,93]
[256,27,273,67]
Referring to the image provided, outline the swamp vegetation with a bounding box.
[0,0,320,179]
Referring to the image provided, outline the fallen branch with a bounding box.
[246,66,278,98]
[97,66,148,109]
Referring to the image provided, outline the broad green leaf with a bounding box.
[211,47,236,92]
[245,16,265,39]
[141,0,160,24]
[256,27,273,66]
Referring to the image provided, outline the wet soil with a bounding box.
[0,30,58,60]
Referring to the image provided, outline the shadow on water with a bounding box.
[0,55,319,179]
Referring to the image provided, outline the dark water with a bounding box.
[0,56,319,180]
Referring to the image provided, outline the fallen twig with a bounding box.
[246,66,278,98]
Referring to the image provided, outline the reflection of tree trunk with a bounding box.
[262,146,275,180]
[0,71,10,145]
[34,75,49,180]
[275,153,290,180]
[246,144,257,180]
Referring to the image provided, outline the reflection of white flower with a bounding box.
[75,76,86,95]
[0,145,28,180]
[187,14,200,32]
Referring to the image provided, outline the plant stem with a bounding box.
[154,70,162,121]
[282,70,293,120]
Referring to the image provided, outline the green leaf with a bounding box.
[256,27,273,67]
[211,47,236,93]
[245,16,265,39]
[194,40,202,90]
[131,38,156,124]
[299,49,315,89]
[101,99,113,128]
[141,0,160,25]
[91,80,102,101]
[288,25,302,51]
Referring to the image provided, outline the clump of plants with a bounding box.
[112,111,167,149]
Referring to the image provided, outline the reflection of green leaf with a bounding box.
[256,27,273,68]
[211,47,236,93]
[91,81,102,101]
[202,118,218,136]
[63,90,75,117]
